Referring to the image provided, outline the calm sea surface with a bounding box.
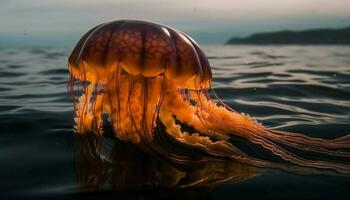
[1,45,350,199]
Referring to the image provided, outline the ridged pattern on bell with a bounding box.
[68,20,212,85]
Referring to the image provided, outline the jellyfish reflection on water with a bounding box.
[75,134,258,192]
[68,20,350,174]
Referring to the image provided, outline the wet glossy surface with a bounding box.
[1,45,350,199]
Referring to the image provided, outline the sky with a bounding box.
[1,0,350,47]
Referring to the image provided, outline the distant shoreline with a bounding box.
[226,26,350,45]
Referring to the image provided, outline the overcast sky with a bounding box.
[1,0,350,46]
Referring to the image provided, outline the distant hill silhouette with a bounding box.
[226,27,350,45]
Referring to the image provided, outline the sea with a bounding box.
[0,45,350,199]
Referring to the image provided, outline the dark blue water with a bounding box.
[1,45,350,199]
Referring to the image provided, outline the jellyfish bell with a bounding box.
[68,20,350,174]
[68,20,211,89]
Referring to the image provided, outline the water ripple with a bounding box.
[1,45,350,198]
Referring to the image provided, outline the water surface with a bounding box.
[1,45,350,199]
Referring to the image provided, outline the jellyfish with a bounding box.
[68,20,350,174]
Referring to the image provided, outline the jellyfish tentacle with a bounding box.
[126,77,142,143]
[159,110,245,158]
[270,129,350,149]
[193,96,350,173]
[162,90,350,173]
[262,129,350,157]
[158,107,317,174]
[74,83,102,134]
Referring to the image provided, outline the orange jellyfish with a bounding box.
[68,20,350,174]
